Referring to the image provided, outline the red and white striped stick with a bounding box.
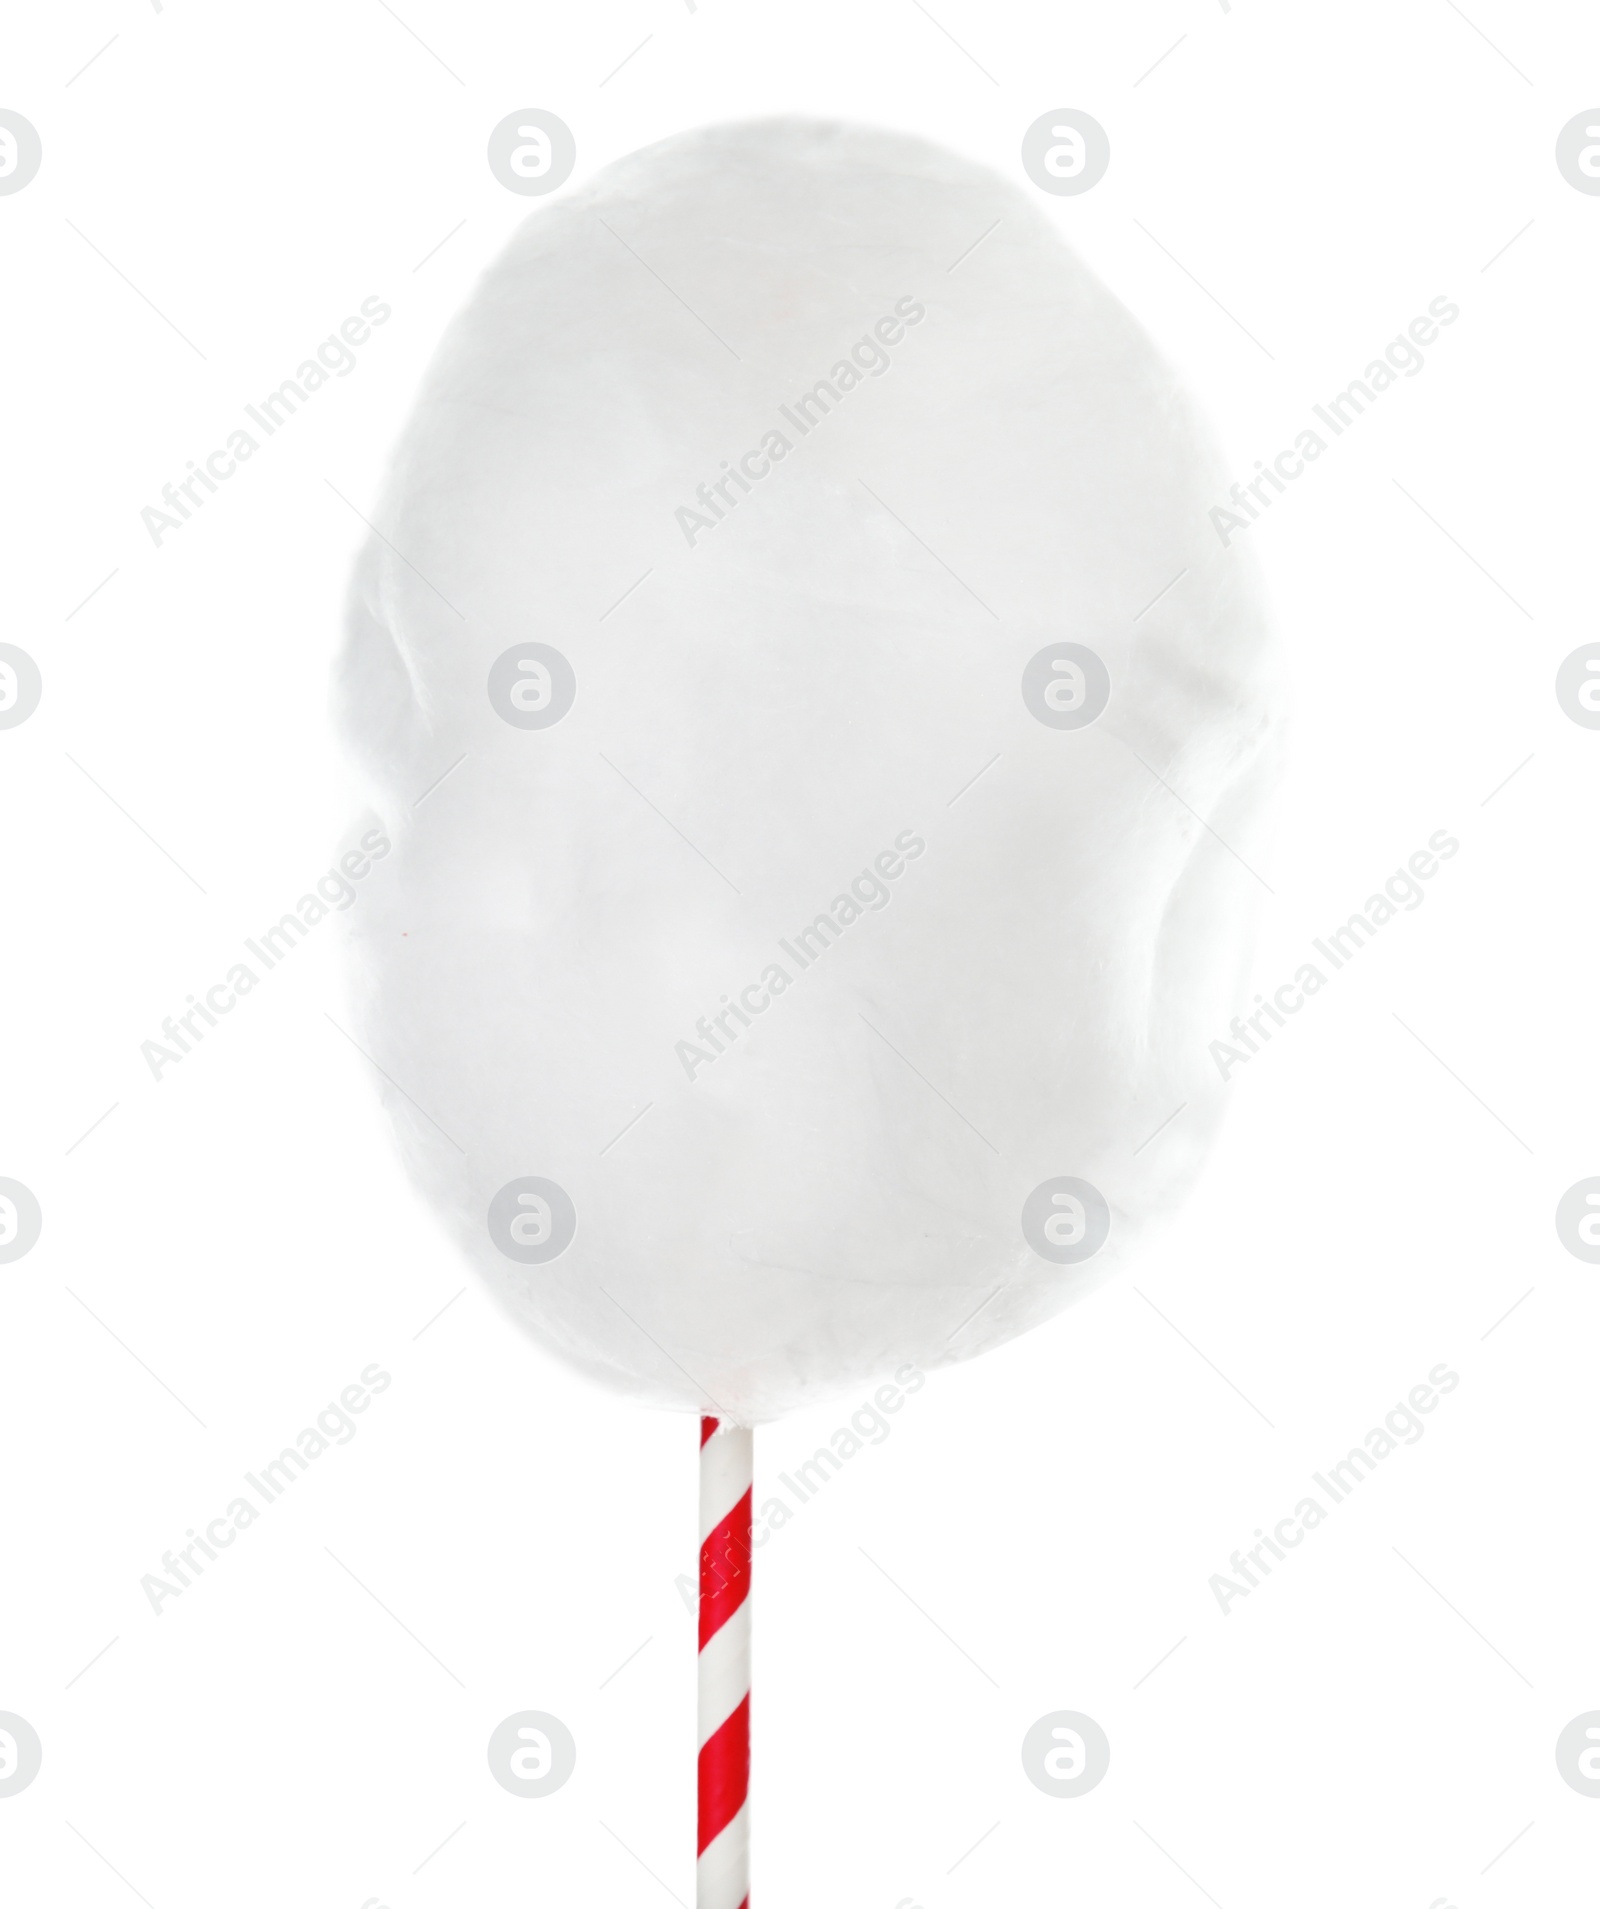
[698,1415,752,1909]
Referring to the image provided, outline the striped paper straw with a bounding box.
[698,1415,752,1909]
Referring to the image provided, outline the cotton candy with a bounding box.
[336,117,1277,1424]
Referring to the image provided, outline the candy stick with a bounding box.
[698,1416,752,1909]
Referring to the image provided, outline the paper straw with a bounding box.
[698,1415,752,1909]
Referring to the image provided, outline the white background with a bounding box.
[3,2,1597,1905]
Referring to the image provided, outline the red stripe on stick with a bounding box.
[701,1415,719,1447]
[696,1692,750,1854]
[699,1488,752,1647]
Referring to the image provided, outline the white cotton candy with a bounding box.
[336,118,1277,1425]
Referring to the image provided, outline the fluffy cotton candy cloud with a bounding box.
[336,118,1278,1424]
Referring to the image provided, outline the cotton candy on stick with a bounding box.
[337,116,1275,1899]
